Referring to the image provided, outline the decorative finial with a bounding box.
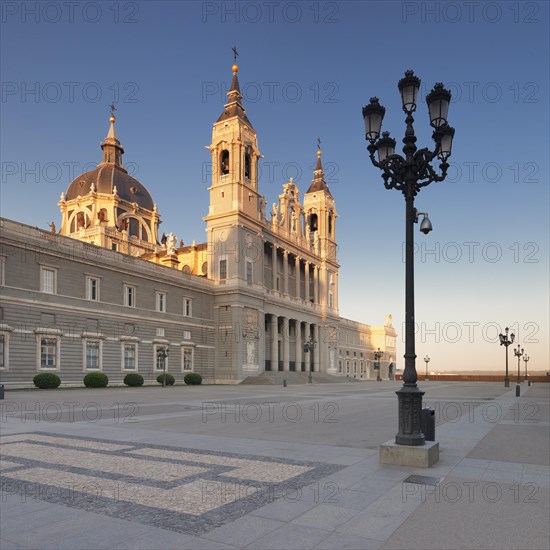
[232,46,239,73]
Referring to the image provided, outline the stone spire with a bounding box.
[306,146,332,196]
[100,108,125,168]
[216,54,253,128]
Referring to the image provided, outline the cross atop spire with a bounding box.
[232,46,239,63]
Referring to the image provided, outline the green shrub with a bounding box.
[124,373,144,387]
[156,373,175,386]
[184,372,202,385]
[83,372,109,388]
[33,373,61,389]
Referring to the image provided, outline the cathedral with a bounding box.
[0,60,397,386]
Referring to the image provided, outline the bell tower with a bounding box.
[204,55,265,284]
[303,145,339,314]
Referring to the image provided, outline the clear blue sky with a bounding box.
[2,1,548,372]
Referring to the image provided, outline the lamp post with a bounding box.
[374,348,384,381]
[523,354,530,381]
[514,344,523,386]
[304,337,316,383]
[424,355,430,381]
[363,71,454,446]
[156,346,170,387]
[499,327,515,387]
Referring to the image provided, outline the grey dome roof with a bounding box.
[65,164,154,211]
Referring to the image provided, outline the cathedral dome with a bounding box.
[64,112,155,211]
[65,165,154,211]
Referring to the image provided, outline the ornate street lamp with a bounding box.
[363,71,454,446]
[156,346,170,387]
[424,355,430,381]
[514,344,524,386]
[374,348,384,381]
[304,337,316,383]
[499,327,515,387]
[523,354,530,381]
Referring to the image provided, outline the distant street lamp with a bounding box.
[424,355,430,381]
[374,348,384,381]
[523,354,530,381]
[363,70,454,445]
[304,337,316,383]
[514,344,524,386]
[156,346,170,387]
[498,327,515,387]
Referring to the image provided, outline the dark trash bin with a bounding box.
[421,407,435,441]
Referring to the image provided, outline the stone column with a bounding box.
[305,262,310,303]
[283,250,289,295]
[282,317,289,371]
[295,256,301,299]
[335,272,339,310]
[271,314,278,371]
[313,324,320,372]
[313,265,319,305]
[271,244,277,292]
[303,321,311,371]
[295,320,302,371]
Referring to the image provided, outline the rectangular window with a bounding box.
[87,277,99,301]
[40,338,57,369]
[124,285,136,307]
[183,330,191,340]
[123,343,137,370]
[182,347,193,371]
[156,292,166,313]
[183,298,192,317]
[40,268,56,294]
[156,328,165,337]
[246,259,253,283]
[0,335,4,369]
[219,259,227,280]
[85,341,100,370]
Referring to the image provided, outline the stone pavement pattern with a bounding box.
[0,381,548,549]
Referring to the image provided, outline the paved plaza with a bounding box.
[1,381,549,549]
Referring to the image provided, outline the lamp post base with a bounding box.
[504,378,510,388]
[395,384,426,446]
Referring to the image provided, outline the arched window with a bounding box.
[128,218,139,238]
[245,152,251,179]
[309,213,318,232]
[328,213,333,236]
[220,150,230,175]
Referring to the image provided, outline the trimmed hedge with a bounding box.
[124,373,144,387]
[184,373,202,385]
[156,373,175,386]
[33,373,61,389]
[83,372,109,388]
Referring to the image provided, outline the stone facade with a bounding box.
[0,62,397,387]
